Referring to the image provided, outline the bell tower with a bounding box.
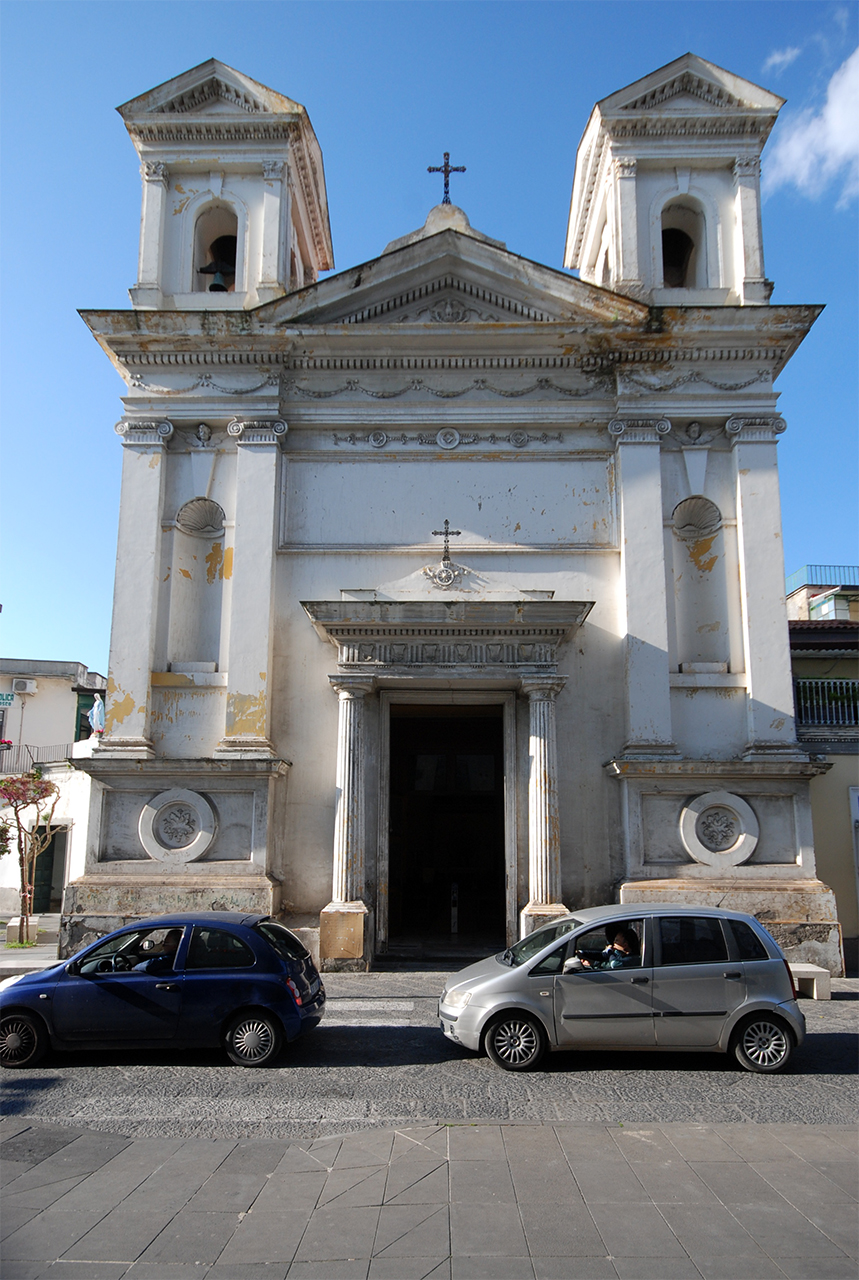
[119,59,334,309]
[565,53,784,305]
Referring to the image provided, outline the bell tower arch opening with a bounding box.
[661,200,706,289]
[194,205,239,293]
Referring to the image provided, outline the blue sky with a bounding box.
[1,0,857,676]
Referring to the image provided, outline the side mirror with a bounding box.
[563,955,584,973]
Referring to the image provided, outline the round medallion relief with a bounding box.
[138,788,217,864]
[679,791,759,868]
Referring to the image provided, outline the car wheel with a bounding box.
[484,1012,546,1071]
[732,1014,793,1073]
[1,1012,47,1069]
[224,1011,282,1067]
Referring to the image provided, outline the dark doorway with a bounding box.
[32,828,67,914]
[387,705,506,958]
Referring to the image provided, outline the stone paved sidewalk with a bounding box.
[2,1119,856,1279]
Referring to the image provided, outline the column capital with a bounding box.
[227,418,288,448]
[115,419,173,447]
[520,676,566,701]
[614,156,637,179]
[261,160,285,180]
[609,418,671,446]
[733,155,761,182]
[329,675,376,699]
[140,160,168,185]
[725,416,786,444]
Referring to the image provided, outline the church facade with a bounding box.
[64,54,842,972]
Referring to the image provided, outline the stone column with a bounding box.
[131,162,168,307]
[98,419,173,758]
[610,418,678,757]
[520,677,569,936]
[733,157,772,304]
[613,156,641,294]
[320,676,375,968]
[215,419,286,756]
[726,416,799,758]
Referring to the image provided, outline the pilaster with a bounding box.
[98,419,173,758]
[610,418,678,758]
[259,160,288,302]
[520,676,568,936]
[214,418,287,757]
[726,416,800,759]
[131,162,168,308]
[612,156,641,295]
[733,157,772,304]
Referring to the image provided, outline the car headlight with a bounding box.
[443,989,471,1009]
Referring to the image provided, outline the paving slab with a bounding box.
[2,1117,857,1277]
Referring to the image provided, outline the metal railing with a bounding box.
[793,680,859,728]
[0,744,73,775]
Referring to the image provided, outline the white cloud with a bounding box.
[764,46,859,205]
[763,47,802,74]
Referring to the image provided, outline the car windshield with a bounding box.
[499,919,580,966]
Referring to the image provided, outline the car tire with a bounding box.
[224,1011,282,1067]
[484,1012,546,1071]
[1,1011,47,1069]
[732,1013,794,1073]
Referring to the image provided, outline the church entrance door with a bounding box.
[386,704,507,958]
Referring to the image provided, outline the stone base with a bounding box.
[619,878,843,975]
[520,902,570,938]
[319,901,370,971]
[60,873,278,958]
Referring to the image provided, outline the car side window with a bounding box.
[530,942,569,976]
[729,920,769,961]
[186,927,255,970]
[657,917,728,966]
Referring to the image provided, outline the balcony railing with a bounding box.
[793,680,859,728]
[0,744,73,775]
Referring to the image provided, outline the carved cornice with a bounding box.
[283,376,605,402]
[114,419,173,446]
[326,274,560,326]
[725,415,786,443]
[303,600,592,676]
[155,77,267,115]
[227,418,287,447]
[609,418,671,445]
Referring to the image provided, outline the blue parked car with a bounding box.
[0,912,325,1069]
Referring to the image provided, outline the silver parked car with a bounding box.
[439,905,805,1073]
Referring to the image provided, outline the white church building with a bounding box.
[64,53,842,972]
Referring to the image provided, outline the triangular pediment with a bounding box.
[260,226,648,329]
[599,53,784,118]
[118,59,304,121]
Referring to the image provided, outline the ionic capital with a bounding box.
[609,418,671,446]
[725,416,786,445]
[227,418,288,448]
[114,419,173,446]
[520,676,566,702]
[329,675,376,699]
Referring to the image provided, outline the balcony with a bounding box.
[0,744,73,775]
[793,680,858,751]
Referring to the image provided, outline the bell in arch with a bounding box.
[198,235,237,292]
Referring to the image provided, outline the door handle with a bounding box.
[724,972,742,980]
[155,983,178,991]
[630,976,649,984]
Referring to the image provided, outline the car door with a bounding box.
[553,919,655,1049]
[651,915,746,1048]
[179,924,260,1043]
[51,928,184,1043]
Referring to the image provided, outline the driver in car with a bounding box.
[133,928,183,975]
[580,926,640,970]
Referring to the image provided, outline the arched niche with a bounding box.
[193,204,239,293]
[661,199,707,289]
[671,496,730,669]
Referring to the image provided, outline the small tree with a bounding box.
[0,770,61,943]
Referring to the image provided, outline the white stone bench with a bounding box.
[789,963,831,1000]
